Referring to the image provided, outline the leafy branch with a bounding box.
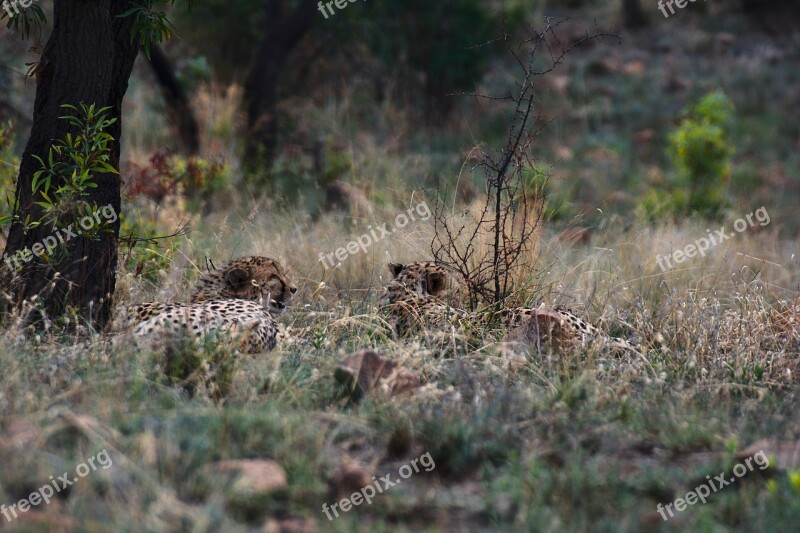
[118,0,192,57]
[0,2,46,39]
[28,103,118,230]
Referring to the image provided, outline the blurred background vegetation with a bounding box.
[1,0,797,241]
[0,0,797,309]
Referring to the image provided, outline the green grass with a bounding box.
[2,210,800,531]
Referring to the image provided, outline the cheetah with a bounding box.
[502,306,640,354]
[380,262,470,308]
[380,261,639,353]
[380,292,472,334]
[379,262,472,334]
[115,256,297,353]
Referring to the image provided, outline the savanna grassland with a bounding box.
[1,1,800,532]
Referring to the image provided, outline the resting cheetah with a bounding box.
[378,262,473,333]
[115,256,297,353]
[381,261,638,353]
[381,262,469,307]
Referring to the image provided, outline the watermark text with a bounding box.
[1,449,113,523]
[656,449,768,521]
[656,206,770,272]
[321,451,435,520]
[319,201,431,270]
[3,203,118,270]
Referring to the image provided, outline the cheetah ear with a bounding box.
[388,263,404,278]
[225,267,251,290]
[427,272,446,294]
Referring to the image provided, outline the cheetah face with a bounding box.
[224,260,296,315]
[380,262,452,305]
[192,256,297,315]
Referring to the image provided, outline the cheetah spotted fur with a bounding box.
[380,261,639,353]
[115,256,297,353]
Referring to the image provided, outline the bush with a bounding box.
[638,91,735,220]
[126,150,232,212]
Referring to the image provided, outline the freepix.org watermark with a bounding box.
[317,0,365,20]
[321,451,436,521]
[1,449,113,523]
[656,206,770,272]
[3,204,118,270]
[1,0,38,19]
[318,201,431,270]
[657,0,707,19]
[656,449,768,521]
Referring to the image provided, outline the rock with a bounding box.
[502,309,577,354]
[334,350,421,400]
[212,459,288,495]
[738,439,800,471]
[0,417,41,452]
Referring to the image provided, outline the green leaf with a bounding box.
[95,162,119,174]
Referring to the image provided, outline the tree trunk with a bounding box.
[1,1,139,329]
[147,44,200,155]
[243,0,316,172]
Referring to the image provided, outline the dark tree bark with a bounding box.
[147,44,200,155]
[622,0,647,27]
[243,0,316,172]
[1,1,139,329]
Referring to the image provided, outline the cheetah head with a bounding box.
[379,261,458,305]
[191,256,297,315]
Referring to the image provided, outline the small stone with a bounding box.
[738,439,800,471]
[335,350,421,400]
[0,417,41,451]
[213,459,288,495]
[502,310,575,354]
